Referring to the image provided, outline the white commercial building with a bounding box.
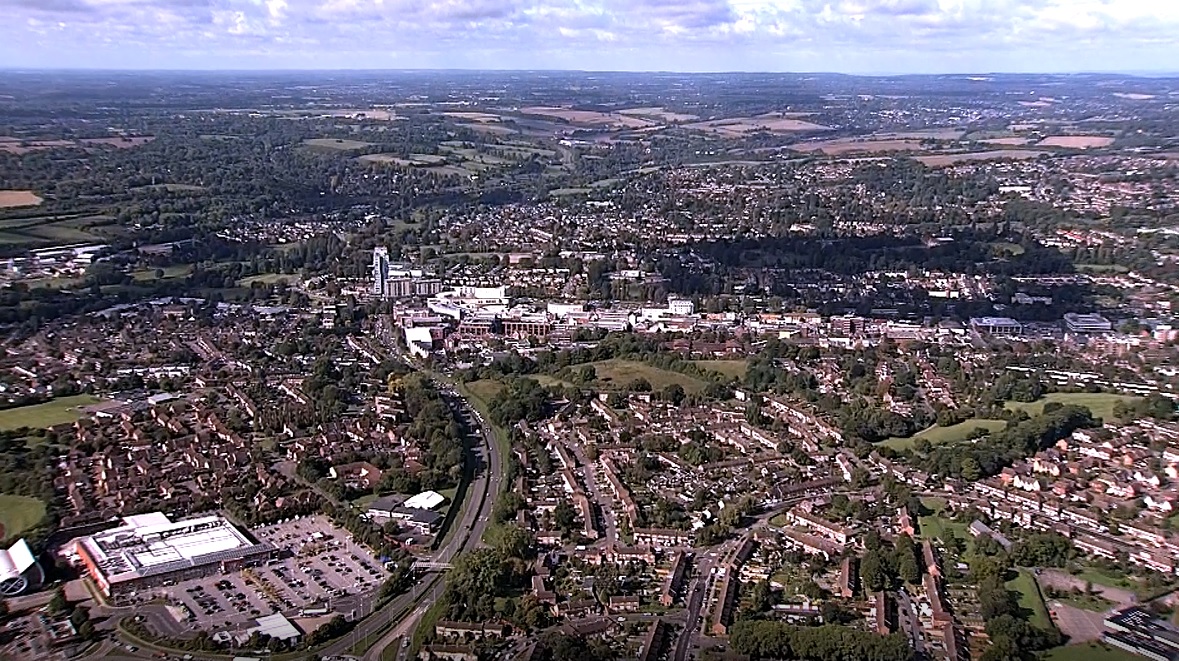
[75,512,272,601]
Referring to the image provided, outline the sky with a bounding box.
[3,0,1179,73]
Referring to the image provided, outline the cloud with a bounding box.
[1,0,1178,71]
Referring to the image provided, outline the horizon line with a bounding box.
[2,66,1179,78]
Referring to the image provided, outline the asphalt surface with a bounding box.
[349,387,502,661]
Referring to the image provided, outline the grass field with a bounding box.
[0,494,47,540]
[1040,642,1143,661]
[239,273,296,286]
[590,360,707,393]
[881,418,1008,450]
[692,360,749,380]
[463,380,505,407]
[132,264,192,281]
[529,374,577,389]
[917,513,969,546]
[1006,393,1141,422]
[304,138,373,151]
[1008,569,1053,630]
[0,394,103,430]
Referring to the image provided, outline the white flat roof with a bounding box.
[251,613,301,640]
[80,512,269,584]
[0,539,36,581]
[404,490,446,510]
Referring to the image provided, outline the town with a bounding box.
[0,70,1178,661]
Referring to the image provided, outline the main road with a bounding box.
[340,385,504,661]
[95,382,503,661]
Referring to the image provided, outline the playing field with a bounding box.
[0,394,103,430]
[590,360,707,393]
[692,360,749,380]
[1006,393,1141,422]
[0,494,47,540]
[1040,643,1142,661]
[881,418,1007,450]
[463,380,505,407]
[1008,569,1053,630]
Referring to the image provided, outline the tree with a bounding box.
[662,383,686,406]
[860,550,890,592]
[960,456,982,481]
[47,587,68,615]
[494,524,536,560]
[553,501,577,533]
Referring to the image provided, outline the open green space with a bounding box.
[1008,569,1053,631]
[0,394,103,430]
[462,379,505,406]
[590,359,708,393]
[693,360,749,380]
[132,264,193,281]
[304,138,374,151]
[1006,392,1141,422]
[549,187,592,197]
[917,513,969,547]
[529,374,577,389]
[0,494,47,540]
[1040,642,1143,661]
[881,418,1008,450]
[239,272,296,287]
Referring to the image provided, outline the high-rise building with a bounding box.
[372,247,390,297]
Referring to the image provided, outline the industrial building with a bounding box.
[74,512,273,602]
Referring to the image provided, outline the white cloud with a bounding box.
[0,0,1177,71]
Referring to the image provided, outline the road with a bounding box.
[895,588,924,656]
[565,440,619,546]
[91,381,503,661]
[345,387,503,661]
[674,553,711,661]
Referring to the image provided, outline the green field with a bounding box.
[239,273,296,286]
[881,418,1008,450]
[1040,642,1143,661]
[590,359,707,393]
[1008,569,1053,630]
[0,394,103,430]
[529,374,577,389]
[463,380,505,407]
[692,360,749,380]
[1075,263,1130,274]
[132,264,192,281]
[304,138,374,151]
[1006,392,1141,422]
[917,513,969,546]
[0,494,47,540]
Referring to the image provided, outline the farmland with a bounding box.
[1005,392,1140,422]
[793,138,927,155]
[0,214,108,245]
[686,115,831,136]
[917,150,1047,166]
[0,494,47,541]
[0,191,43,208]
[1037,136,1116,149]
[0,394,103,431]
[519,107,653,128]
